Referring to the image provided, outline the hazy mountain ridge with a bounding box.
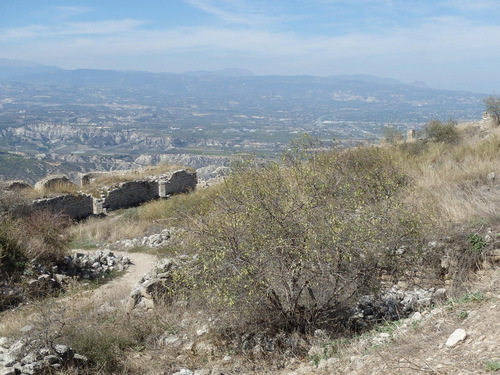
[0,58,484,98]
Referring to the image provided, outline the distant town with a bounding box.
[0,66,488,181]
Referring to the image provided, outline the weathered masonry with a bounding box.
[10,169,197,220]
[96,170,197,213]
[32,193,94,220]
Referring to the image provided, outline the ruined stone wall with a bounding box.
[159,170,197,197]
[31,193,94,220]
[23,169,198,219]
[102,180,159,211]
[101,170,197,210]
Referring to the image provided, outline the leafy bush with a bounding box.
[485,359,500,372]
[423,119,460,144]
[467,233,487,254]
[381,125,404,144]
[180,146,427,333]
[483,96,500,127]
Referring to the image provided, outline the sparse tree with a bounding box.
[483,96,500,126]
[184,146,426,333]
[423,119,459,144]
[382,125,403,144]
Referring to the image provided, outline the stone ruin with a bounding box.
[406,129,416,142]
[482,111,497,128]
[0,181,33,192]
[0,250,131,374]
[0,169,197,220]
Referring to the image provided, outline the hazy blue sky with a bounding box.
[1,0,499,92]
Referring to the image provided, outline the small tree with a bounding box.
[184,146,426,333]
[423,119,459,144]
[381,125,404,144]
[483,96,500,126]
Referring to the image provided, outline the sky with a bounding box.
[1,0,500,93]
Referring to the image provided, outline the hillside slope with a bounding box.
[283,263,500,375]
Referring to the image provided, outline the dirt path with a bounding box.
[71,250,158,305]
[0,250,158,337]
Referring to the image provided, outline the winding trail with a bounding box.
[0,250,158,336]
[71,250,158,305]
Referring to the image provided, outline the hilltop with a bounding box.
[2,114,500,374]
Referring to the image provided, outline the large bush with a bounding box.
[183,146,426,333]
[17,210,71,264]
[423,119,459,144]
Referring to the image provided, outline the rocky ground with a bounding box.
[0,250,157,375]
[280,266,500,375]
[2,239,500,374]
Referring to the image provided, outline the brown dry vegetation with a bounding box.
[19,180,79,199]
[69,212,153,247]
[4,119,500,374]
[398,122,500,225]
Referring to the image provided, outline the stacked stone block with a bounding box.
[32,193,94,220]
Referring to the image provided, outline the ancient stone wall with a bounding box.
[22,169,198,219]
[34,175,76,192]
[101,170,197,210]
[31,193,94,220]
[102,180,159,211]
[159,170,198,197]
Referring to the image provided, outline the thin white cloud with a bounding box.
[0,19,148,40]
[183,0,289,26]
[55,6,92,20]
[1,3,500,91]
[6,17,499,63]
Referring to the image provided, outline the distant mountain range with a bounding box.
[0,57,489,183]
[0,58,477,95]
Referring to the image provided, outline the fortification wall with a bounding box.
[159,170,198,197]
[31,193,94,220]
[101,170,197,210]
[102,180,159,211]
[20,169,198,219]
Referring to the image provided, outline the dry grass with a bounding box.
[137,182,221,224]
[7,120,500,374]
[21,180,79,199]
[69,213,152,246]
[396,122,500,226]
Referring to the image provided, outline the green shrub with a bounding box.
[486,360,500,372]
[423,119,460,144]
[180,146,427,334]
[381,125,404,144]
[467,233,487,254]
[483,96,500,127]
[66,328,129,373]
